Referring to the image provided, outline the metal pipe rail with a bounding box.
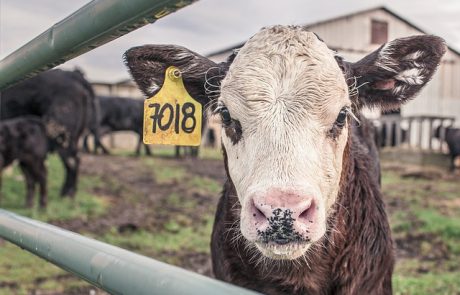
[0,0,197,90]
[0,209,258,295]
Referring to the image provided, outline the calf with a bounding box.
[125,26,445,294]
[435,126,460,170]
[1,69,94,197]
[0,117,48,208]
[83,96,151,156]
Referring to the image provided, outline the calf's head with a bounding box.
[125,26,445,260]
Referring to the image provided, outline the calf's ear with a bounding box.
[123,45,226,106]
[342,35,446,111]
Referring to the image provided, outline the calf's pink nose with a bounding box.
[250,190,317,229]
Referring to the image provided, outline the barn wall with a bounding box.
[307,9,460,127]
[92,82,143,99]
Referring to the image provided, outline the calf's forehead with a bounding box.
[220,26,349,119]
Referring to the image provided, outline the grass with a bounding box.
[153,164,186,184]
[0,154,110,294]
[0,242,89,295]
[393,271,460,295]
[1,154,108,222]
[416,209,460,254]
[187,176,222,194]
[99,216,214,258]
[382,168,460,294]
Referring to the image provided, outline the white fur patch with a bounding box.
[175,51,193,60]
[147,82,159,94]
[376,42,398,73]
[395,68,424,85]
[402,50,424,61]
[392,85,407,98]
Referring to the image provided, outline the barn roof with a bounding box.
[207,6,460,58]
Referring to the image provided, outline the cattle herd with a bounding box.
[0,68,159,208]
[0,24,458,294]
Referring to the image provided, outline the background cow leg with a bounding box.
[94,138,110,155]
[451,155,456,171]
[0,160,3,205]
[175,146,181,158]
[94,133,109,155]
[144,143,152,156]
[94,127,110,155]
[191,147,199,158]
[0,171,2,206]
[82,134,91,153]
[19,162,35,208]
[135,136,142,156]
[58,148,80,198]
[31,161,48,208]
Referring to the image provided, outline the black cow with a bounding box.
[0,117,48,208]
[376,122,408,148]
[83,96,151,156]
[0,69,94,197]
[435,126,460,170]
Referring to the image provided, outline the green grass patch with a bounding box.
[0,154,110,294]
[381,170,402,186]
[383,168,460,294]
[1,155,108,222]
[99,216,214,259]
[187,176,222,194]
[393,271,460,295]
[390,211,412,233]
[0,242,89,295]
[199,147,223,160]
[415,209,460,254]
[165,192,197,209]
[153,164,186,184]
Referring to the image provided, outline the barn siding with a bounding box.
[307,9,460,127]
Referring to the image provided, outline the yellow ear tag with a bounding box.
[143,66,202,146]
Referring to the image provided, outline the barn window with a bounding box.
[371,20,388,44]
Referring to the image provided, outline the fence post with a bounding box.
[0,209,259,295]
[0,0,198,90]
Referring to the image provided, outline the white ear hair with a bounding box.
[346,35,446,109]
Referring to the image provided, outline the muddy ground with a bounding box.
[60,154,226,276]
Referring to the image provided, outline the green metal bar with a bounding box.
[0,209,259,295]
[0,0,197,90]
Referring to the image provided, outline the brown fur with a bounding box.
[211,119,394,295]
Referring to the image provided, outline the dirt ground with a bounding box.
[58,154,226,275]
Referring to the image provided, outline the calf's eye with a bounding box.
[220,106,232,125]
[335,108,348,128]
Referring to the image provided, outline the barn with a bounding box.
[92,79,143,98]
[205,6,460,150]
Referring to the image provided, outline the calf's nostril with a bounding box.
[251,200,268,220]
[274,238,290,245]
[298,202,314,221]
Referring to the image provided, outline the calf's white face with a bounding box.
[218,27,350,259]
[125,25,446,261]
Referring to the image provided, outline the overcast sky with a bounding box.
[1,0,460,83]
